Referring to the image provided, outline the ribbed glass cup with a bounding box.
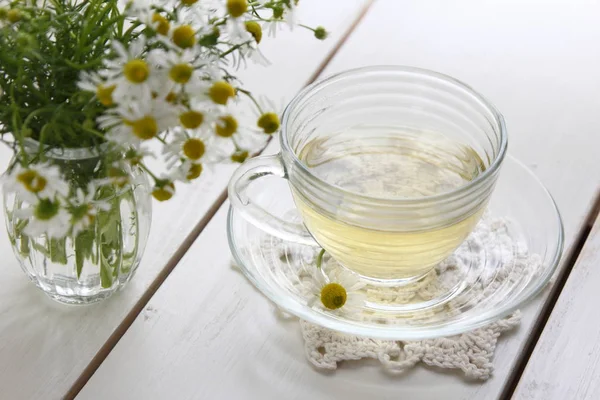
[229,66,507,283]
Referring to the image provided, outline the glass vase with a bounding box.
[2,146,152,304]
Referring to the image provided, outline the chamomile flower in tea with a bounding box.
[304,259,367,314]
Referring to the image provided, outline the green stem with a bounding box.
[220,41,253,58]
[22,107,56,130]
[77,124,107,141]
[237,88,263,114]
[64,58,104,70]
[316,249,325,269]
[298,23,316,32]
[138,162,159,182]
[231,135,242,151]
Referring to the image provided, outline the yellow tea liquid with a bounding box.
[294,131,487,280]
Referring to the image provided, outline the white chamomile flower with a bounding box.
[228,41,269,69]
[2,163,69,204]
[15,198,71,239]
[122,0,153,20]
[262,19,280,39]
[225,15,252,45]
[163,128,212,166]
[202,79,238,106]
[162,11,207,51]
[175,0,218,25]
[151,177,176,202]
[262,5,288,38]
[168,159,204,182]
[211,95,278,153]
[69,184,111,237]
[304,263,366,314]
[101,37,156,103]
[148,48,215,94]
[215,114,267,157]
[283,0,298,30]
[78,71,116,107]
[124,146,155,166]
[250,94,282,135]
[179,104,216,131]
[138,10,170,36]
[246,46,270,67]
[96,161,133,188]
[98,100,178,148]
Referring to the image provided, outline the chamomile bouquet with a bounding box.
[0,0,325,301]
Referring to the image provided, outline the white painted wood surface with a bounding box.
[512,221,600,399]
[78,1,600,399]
[0,3,369,399]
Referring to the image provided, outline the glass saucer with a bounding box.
[227,156,563,340]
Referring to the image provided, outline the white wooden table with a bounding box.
[2,1,600,399]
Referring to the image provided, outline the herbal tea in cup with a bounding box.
[229,66,507,282]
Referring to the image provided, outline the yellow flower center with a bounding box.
[165,91,178,104]
[169,63,194,84]
[208,81,235,105]
[257,112,280,134]
[182,138,205,160]
[186,163,203,180]
[320,283,347,310]
[227,0,248,18]
[215,115,238,137]
[152,13,170,36]
[96,84,116,106]
[123,59,150,83]
[181,0,198,5]
[179,110,204,129]
[230,150,249,163]
[245,21,262,43]
[172,25,196,49]
[129,116,158,140]
[108,167,129,188]
[152,183,175,201]
[7,9,21,24]
[16,170,47,193]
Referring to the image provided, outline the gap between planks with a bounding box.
[63,2,376,399]
[500,189,600,400]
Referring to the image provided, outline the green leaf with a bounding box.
[19,235,30,256]
[75,246,84,279]
[99,253,113,289]
[50,238,68,264]
[15,218,28,235]
[74,229,95,279]
[31,242,51,258]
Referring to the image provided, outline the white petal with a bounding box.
[112,41,129,60]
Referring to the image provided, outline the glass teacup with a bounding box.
[229,66,507,283]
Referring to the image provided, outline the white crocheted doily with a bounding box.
[240,215,542,380]
[295,216,534,380]
[300,312,520,380]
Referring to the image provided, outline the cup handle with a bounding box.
[228,153,318,246]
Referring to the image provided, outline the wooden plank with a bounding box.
[511,214,600,399]
[77,0,600,399]
[0,2,369,399]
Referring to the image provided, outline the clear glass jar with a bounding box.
[3,146,152,304]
